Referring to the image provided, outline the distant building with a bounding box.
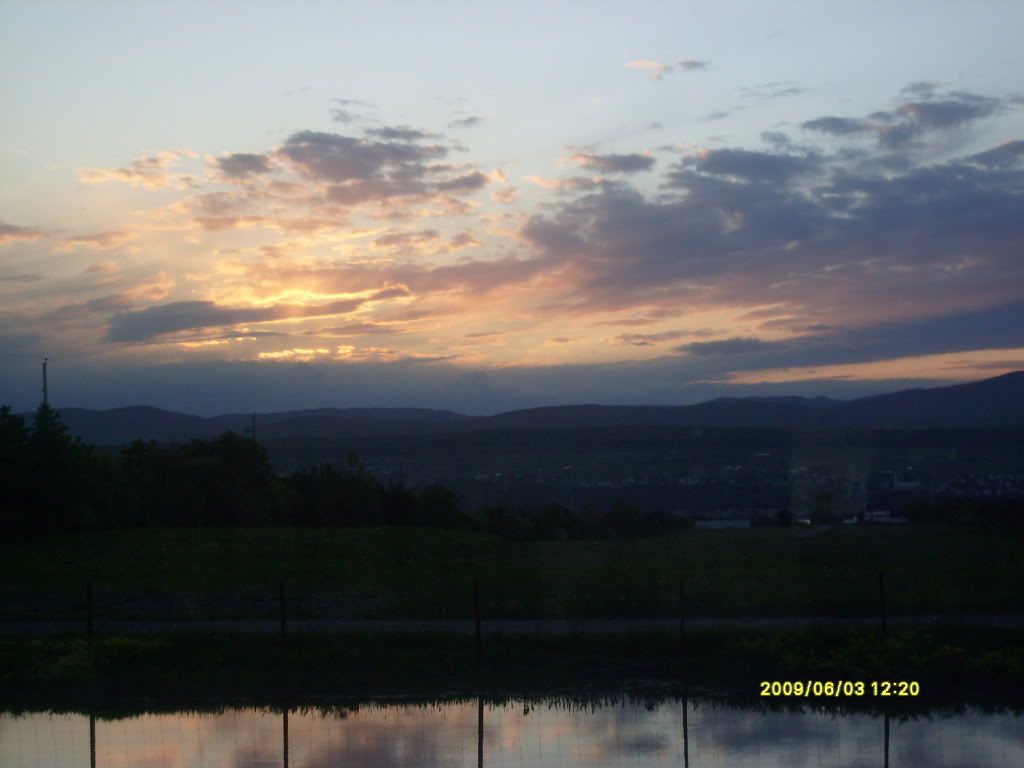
[864,508,908,524]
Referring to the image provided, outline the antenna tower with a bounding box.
[41,358,48,406]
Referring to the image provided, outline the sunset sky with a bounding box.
[2,1,1024,414]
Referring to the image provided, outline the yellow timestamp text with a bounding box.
[760,680,921,698]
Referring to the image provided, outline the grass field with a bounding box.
[2,525,1021,620]
[3,626,1024,709]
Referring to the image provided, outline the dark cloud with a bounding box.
[39,294,136,331]
[679,59,710,71]
[802,87,1011,150]
[0,221,46,246]
[593,308,682,327]
[193,214,268,232]
[901,81,941,97]
[434,170,489,191]
[275,129,484,206]
[897,93,1000,129]
[676,337,778,356]
[675,148,819,183]
[523,112,1024,326]
[0,273,42,283]
[760,131,791,149]
[330,107,358,123]
[106,301,282,342]
[448,115,484,129]
[450,232,479,248]
[104,290,410,343]
[878,93,1000,148]
[215,152,272,179]
[366,126,437,142]
[329,98,372,123]
[374,229,440,248]
[571,151,656,174]
[801,116,872,136]
[966,140,1024,168]
[521,215,588,254]
[741,81,804,100]
[373,285,411,300]
[278,130,444,183]
[616,330,689,346]
[665,300,1024,376]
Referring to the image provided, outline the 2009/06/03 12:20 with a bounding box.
[760,680,921,698]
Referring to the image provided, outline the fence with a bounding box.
[0,573,896,650]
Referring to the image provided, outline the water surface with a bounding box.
[2,698,1022,767]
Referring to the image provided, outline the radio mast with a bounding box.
[41,358,48,406]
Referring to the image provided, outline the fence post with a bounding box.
[473,576,481,666]
[477,695,484,768]
[682,692,689,768]
[878,571,888,637]
[89,713,96,768]
[679,575,687,678]
[87,580,94,646]
[883,711,890,768]
[279,579,287,643]
[282,707,289,768]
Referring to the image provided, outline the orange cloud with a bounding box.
[79,150,198,189]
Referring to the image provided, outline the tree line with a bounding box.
[6,404,1016,537]
[0,404,679,539]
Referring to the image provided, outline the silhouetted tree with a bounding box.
[0,407,30,533]
[24,404,91,533]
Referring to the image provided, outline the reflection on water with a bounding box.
[2,698,1022,767]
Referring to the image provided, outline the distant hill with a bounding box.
[483,397,844,430]
[25,406,469,445]
[18,371,1024,444]
[834,371,1024,428]
[51,406,225,444]
[485,372,1024,430]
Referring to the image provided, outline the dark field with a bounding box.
[4,626,1024,707]
[1,525,1020,620]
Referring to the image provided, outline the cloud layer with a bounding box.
[3,81,1023,412]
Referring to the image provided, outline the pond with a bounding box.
[2,697,1022,767]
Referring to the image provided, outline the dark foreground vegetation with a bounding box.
[2,626,1022,711]
[1,525,1022,618]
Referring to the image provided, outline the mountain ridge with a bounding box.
[13,371,1024,444]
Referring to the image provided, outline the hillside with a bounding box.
[18,371,1024,444]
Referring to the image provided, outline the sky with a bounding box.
[2,0,1024,415]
